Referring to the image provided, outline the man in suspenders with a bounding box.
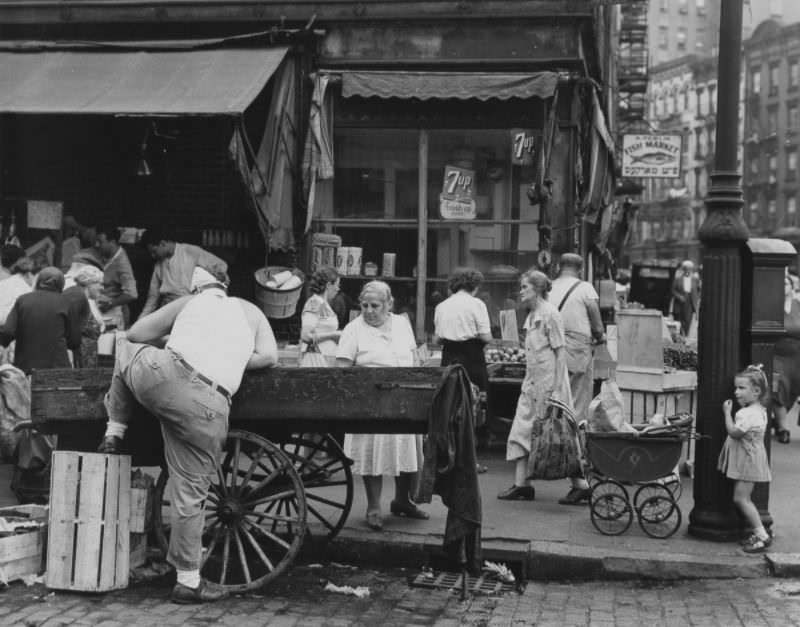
[549,253,606,504]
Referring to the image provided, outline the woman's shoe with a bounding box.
[742,534,771,554]
[389,500,430,519]
[365,511,383,531]
[497,485,535,501]
[558,487,592,505]
[777,429,791,444]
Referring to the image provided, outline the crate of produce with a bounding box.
[46,452,131,592]
[0,504,48,586]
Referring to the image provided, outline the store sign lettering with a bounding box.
[440,164,477,220]
[621,134,682,179]
[510,128,536,166]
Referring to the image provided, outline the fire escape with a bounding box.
[616,0,649,196]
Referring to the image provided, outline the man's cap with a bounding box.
[559,253,584,269]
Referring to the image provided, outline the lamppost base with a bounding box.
[688,506,741,542]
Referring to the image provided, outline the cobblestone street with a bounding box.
[2,560,800,627]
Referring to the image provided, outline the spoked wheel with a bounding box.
[154,429,307,592]
[589,479,633,536]
[275,434,353,544]
[632,482,673,510]
[636,495,682,539]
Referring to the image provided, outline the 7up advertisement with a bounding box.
[440,165,476,220]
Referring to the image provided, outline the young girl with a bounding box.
[718,365,773,553]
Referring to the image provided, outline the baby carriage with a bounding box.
[580,413,697,539]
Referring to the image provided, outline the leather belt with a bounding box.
[175,354,231,402]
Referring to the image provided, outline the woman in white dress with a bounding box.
[336,280,428,531]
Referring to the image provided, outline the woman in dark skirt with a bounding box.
[434,267,493,471]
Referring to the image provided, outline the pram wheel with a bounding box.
[589,480,633,536]
[636,495,681,539]
[633,482,673,510]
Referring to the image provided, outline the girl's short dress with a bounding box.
[717,403,772,482]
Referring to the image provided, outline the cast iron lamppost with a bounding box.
[688,0,749,540]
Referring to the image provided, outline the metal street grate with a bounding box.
[411,571,518,596]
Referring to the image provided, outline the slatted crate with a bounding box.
[46,452,131,592]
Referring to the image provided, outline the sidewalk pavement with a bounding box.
[2,420,799,584]
[317,418,800,582]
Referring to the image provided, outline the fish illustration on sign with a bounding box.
[630,152,675,165]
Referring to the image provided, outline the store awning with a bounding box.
[0,47,289,115]
[340,71,559,101]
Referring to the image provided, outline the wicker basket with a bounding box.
[254,266,305,319]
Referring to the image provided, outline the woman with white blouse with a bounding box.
[336,280,428,531]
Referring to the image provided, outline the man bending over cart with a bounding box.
[97,264,278,604]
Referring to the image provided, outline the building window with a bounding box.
[696,0,706,15]
[788,197,798,227]
[790,59,799,91]
[769,199,777,215]
[659,27,669,50]
[789,103,799,130]
[768,109,778,135]
[769,63,780,96]
[709,85,716,113]
[676,28,687,50]
[678,0,688,13]
[769,154,778,183]
[752,68,761,94]
[660,0,669,11]
[789,150,798,180]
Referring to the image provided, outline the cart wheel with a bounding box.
[589,480,632,536]
[275,434,353,544]
[636,495,682,539]
[153,429,307,592]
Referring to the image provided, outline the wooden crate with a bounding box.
[46,452,131,592]
[0,504,48,585]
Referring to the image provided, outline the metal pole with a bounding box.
[688,0,750,541]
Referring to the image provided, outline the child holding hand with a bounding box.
[718,365,773,553]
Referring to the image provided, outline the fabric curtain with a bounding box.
[301,72,335,234]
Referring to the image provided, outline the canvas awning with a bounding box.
[0,47,289,115]
[339,71,559,101]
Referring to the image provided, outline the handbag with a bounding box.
[300,341,333,367]
[526,398,583,480]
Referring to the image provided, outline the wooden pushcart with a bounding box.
[31,366,444,592]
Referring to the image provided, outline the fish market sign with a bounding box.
[622,134,682,178]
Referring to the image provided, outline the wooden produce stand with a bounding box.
[30,366,445,593]
[614,309,698,475]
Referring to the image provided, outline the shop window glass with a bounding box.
[768,109,778,135]
[676,29,687,50]
[788,197,798,227]
[789,150,798,180]
[790,59,799,90]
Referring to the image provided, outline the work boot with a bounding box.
[97,436,122,454]
[171,579,230,604]
[497,485,535,501]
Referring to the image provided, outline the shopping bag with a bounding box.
[587,379,627,432]
[300,344,333,367]
[526,398,583,480]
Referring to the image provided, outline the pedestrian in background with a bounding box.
[498,270,574,502]
[138,228,227,319]
[336,280,428,530]
[434,267,492,473]
[671,260,700,337]
[299,265,342,363]
[94,226,137,330]
[548,253,604,505]
[719,365,772,554]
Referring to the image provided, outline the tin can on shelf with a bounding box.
[382,252,397,277]
[335,247,350,275]
[321,245,336,269]
[347,247,363,276]
[311,246,324,272]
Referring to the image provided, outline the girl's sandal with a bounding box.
[365,510,383,531]
[742,534,771,554]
